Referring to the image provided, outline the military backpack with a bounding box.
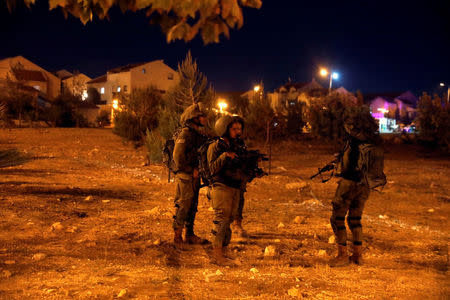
[358,143,387,189]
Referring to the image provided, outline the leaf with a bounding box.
[48,0,66,9]
[220,0,233,19]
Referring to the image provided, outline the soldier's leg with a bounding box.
[172,176,194,231]
[330,180,353,246]
[185,177,200,236]
[211,184,234,248]
[329,179,353,267]
[347,186,370,264]
[233,189,248,237]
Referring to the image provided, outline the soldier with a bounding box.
[172,103,208,245]
[207,115,246,265]
[329,110,385,267]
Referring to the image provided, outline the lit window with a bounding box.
[117,86,121,92]
[82,90,88,101]
[100,87,105,94]
[142,68,146,74]
[33,85,40,90]
[124,85,128,92]
[168,73,174,80]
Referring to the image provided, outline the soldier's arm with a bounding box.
[173,130,193,174]
[207,142,229,176]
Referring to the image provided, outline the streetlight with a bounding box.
[217,98,228,113]
[439,82,449,103]
[320,68,340,92]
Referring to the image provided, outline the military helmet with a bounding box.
[180,102,207,125]
[214,115,244,137]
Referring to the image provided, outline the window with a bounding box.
[100,87,105,94]
[142,68,146,74]
[33,85,40,91]
[117,86,121,92]
[124,85,128,92]
[168,72,174,80]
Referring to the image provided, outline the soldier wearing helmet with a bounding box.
[329,109,383,267]
[207,115,247,265]
[172,103,208,245]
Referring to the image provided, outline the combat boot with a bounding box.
[185,227,208,244]
[233,219,248,238]
[173,227,183,245]
[350,245,363,265]
[329,244,350,267]
[222,246,236,260]
[212,247,234,266]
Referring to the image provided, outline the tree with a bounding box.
[86,87,101,104]
[6,0,262,44]
[166,51,215,111]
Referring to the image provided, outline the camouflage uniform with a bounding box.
[331,138,370,248]
[172,104,207,240]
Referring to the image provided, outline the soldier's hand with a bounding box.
[226,152,238,160]
[193,168,199,178]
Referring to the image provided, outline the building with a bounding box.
[0,55,61,99]
[86,60,179,121]
[367,91,418,133]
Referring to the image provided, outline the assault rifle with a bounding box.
[310,153,341,183]
[233,142,269,182]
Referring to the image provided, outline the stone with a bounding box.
[250,268,259,274]
[32,253,46,261]
[288,287,299,297]
[277,222,285,229]
[318,250,327,256]
[293,216,305,224]
[427,208,434,213]
[51,222,64,231]
[378,214,388,219]
[153,238,161,246]
[117,289,127,298]
[328,235,335,244]
[84,196,93,202]
[102,200,110,203]
[264,245,276,257]
[285,182,307,190]
[147,206,160,215]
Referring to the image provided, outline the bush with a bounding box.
[244,96,275,141]
[416,93,450,151]
[145,129,163,163]
[112,87,162,142]
[157,105,180,140]
[96,110,111,128]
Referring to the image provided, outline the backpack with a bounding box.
[162,128,182,173]
[197,138,218,187]
[358,143,387,189]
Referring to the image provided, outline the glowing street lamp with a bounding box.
[112,99,119,110]
[217,99,228,113]
[439,82,449,103]
[254,85,261,92]
[320,68,340,92]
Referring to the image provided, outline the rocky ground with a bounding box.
[0,128,448,299]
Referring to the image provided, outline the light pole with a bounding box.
[320,68,339,93]
[439,82,449,104]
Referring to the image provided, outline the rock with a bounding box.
[2,270,12,278]
[204,270,224,282]
[277,222,285,229]
[378,214,388,219]
[302,199,320,206]
[264,245,276,257]
[318,250,327,256]
[274,239,281,243]
[147,206,160,215]
[285,182,307,190]
[153,238,161,246]
[84,196,93,202]
[328,235,335,244]
[4,260,15,265]
[51,222,64,231]
[215,269,223,276]
[32,253,46,261]
[250,267,259,274]
[427,208,435,213]
[66,226,78,233]
[277,166,287,171]
[293,216,305,224]
[117,289,127,298]
[102,200,110,203]
[288,287,299,297]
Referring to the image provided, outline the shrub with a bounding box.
[145,129,163,163]
[96,110,111,128]
[416,93,450,151]
[112,87,162,142]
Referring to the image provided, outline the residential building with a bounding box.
[0,55,61,99]
[87,60,179,105]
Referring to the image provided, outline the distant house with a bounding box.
[366,91,418,133]
[0,55,61,99]
[267,79,327,114]
[86,60,179,121]
[55,71,92,99]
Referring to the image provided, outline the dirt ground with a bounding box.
[0,128,448,300]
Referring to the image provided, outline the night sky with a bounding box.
[1,1,449,95]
